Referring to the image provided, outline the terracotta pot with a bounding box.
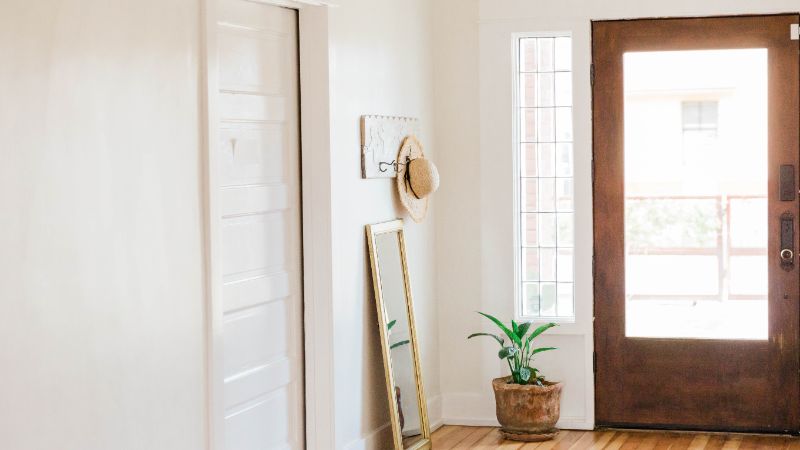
[492,376,562,442]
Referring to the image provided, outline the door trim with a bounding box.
[592,13,800,432]
[200,1,336,449]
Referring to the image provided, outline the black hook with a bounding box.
[377,158,409,173]
[378,160,396,172]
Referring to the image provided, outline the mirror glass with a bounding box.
[367,221,430,450]
[376,232,422,447]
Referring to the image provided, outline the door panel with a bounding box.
[220,125,285,186]
[593,15,800,432]
[224,388,295,450]
[217,0,303,448]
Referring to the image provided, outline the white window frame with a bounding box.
[511,31,576,324]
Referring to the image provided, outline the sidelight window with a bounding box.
[515,34,575,321]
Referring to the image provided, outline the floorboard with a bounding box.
[431,426,799,450]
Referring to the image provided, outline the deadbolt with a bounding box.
[780,211,795,271]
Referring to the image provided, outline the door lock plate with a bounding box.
[780,165,796,201]
[780,211,794,271]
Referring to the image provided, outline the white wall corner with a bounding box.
[427,394,444,432]
[342,395,443,450]
[440,392,497,427]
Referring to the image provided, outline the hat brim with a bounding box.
[396,135,428,223]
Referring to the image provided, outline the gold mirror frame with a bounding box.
[366,219,431,450]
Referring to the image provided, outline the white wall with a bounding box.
[326,1,442,449]
[10,0,793,447]
[434,0,800,431]
[0,1,442,449]
[0,1,206,449]
[431,0,485,425]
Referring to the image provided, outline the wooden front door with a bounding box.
[593,15,800,432]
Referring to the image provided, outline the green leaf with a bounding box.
[530,346,557,356]
[498,346,518,360]
[516,322,532,339]
[387,320,397,331]
[467,332,505,347]
[390,339,410,350]
[519,367,532,383]
[478,312,521,346]
[524,322,557,347]
[511,320,519,336]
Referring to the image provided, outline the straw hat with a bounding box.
[396,135,439,223]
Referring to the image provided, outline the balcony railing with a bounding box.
[625,194,767,301]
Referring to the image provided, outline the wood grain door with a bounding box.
[215,0,304,448]
[593,15,800,432]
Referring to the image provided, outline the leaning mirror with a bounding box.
[366,220,431,450]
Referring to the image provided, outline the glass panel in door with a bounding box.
[623,49,768,339]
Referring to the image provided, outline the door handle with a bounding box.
[780,211,794,271]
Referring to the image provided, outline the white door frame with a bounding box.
[200,1,336,448]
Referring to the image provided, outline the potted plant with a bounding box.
[468,312,560,442]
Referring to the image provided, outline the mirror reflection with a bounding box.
[376,233,422,447]
[367,220,430,450]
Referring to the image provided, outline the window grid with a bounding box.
[517,35,575,320]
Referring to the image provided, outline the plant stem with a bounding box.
[506,358,516,383]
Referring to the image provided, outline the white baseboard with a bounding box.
[444,416,500,427]
[427,394,442,431]
[343,395,443,450]
[441,392,594,431]
[442,416,593,430]
[556,418,594,430]
[344,422,392,450]
[430,418,444,433]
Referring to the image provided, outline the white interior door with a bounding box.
[215,1,303,448]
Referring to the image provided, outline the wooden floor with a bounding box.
[432,426,800,449]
